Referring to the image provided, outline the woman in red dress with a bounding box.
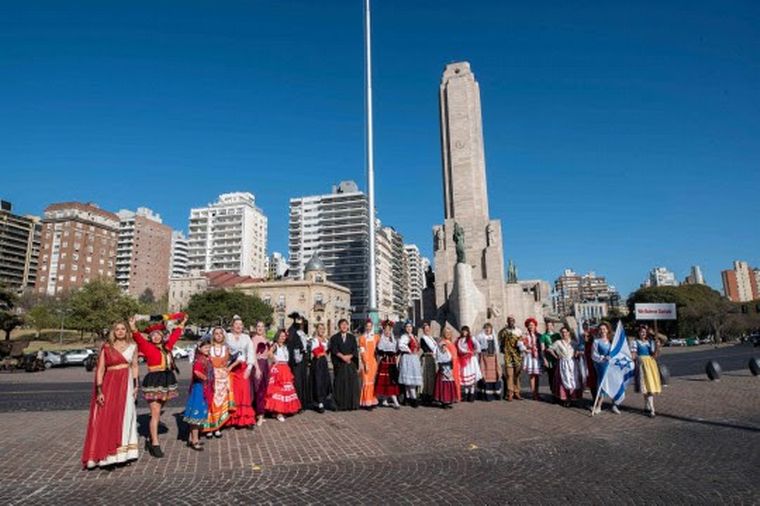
[265,329,302,421]
[81,321,139,469]
[129,314,186,458]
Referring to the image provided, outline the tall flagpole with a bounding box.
[365,0,379,327]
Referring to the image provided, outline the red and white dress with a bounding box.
[265,345,302,415]
[81,343,139,469]
[457,336,482,387]
[518,332,543,376]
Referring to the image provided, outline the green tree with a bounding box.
[138,288,155,305]
[26,304,57,337]
[187,289,273,328]
[627,284,741,341]
[68,280,140,339]
[0,286,23,340]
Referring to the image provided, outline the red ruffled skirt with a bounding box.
[265,362,302,415]
[227,361,255,426]
[375,354,400,397]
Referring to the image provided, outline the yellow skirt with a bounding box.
[637,356,662,395]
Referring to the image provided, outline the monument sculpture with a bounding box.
[453,222,466,263]
[433,62,506,330]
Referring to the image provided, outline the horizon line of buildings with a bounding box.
[2,195,757,323]
[0,182,431,328]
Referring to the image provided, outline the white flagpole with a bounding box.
[365,0,378,327]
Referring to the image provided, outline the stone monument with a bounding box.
[433,62,506,330]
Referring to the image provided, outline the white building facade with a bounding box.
[170,231,189,278]
[288,181,370,319]
[187,192,268,278]
[645,267,678,287]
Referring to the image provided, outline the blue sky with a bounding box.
[2,1,759,296]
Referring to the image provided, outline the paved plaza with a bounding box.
[0,346,758,505]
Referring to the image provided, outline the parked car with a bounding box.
[172,345,190,360]
[41,351,64,369]
[62,348,95,366]
[668,338,687,347]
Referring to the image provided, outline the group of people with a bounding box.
[80,311,663,471]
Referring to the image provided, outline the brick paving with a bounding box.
[0,366,758,505]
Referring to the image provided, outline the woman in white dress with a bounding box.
[457,326,482,403]
[398,321,423,408]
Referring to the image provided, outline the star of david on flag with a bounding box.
[599,321,635,404]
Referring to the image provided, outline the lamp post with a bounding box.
[365,0,379,330]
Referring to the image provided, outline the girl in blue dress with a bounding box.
[591,322,622,415]
[183,336,212,451]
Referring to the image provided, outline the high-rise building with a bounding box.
[35,202,119,295]
[376,226,408,321]
[433,62,507,329]
[288,181,370,318]
[683,265,706,285]
[721,260,758,302]
[115,208,172,298]
[170,231,189,278]
[405,244,424,321]
[267,251,289,280]
[0,200,41,292]
[553,269,611,317]
[187,192,268,278]
[644,266,678,288]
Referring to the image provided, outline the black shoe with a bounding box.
[411,399,419,408]
[468,394,475,403]
[152,445,164,458]
[317,406,326,414]
[144,439,155,457]
[245,425,254,431]
[187,441,204,452]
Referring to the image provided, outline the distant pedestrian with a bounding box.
[81,321,138,469]
[265,329,302,421]
[632,324,662,417]
[519,318,543,401]
[398,321,423,408]
[329,319,360,411]
[498,317,523,401]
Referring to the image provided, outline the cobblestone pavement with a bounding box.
[0,364,758,505]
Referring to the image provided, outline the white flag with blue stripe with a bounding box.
[599,321,635,404]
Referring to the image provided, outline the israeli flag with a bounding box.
[599,321,635,404]
[576,318,585,351]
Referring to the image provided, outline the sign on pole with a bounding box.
[634,303,677,321]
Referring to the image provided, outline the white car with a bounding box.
[172,346,189,360]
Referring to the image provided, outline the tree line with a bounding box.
[626,283,760,342]
[0,280,274,341]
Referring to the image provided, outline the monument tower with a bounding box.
[433,62,506,329]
